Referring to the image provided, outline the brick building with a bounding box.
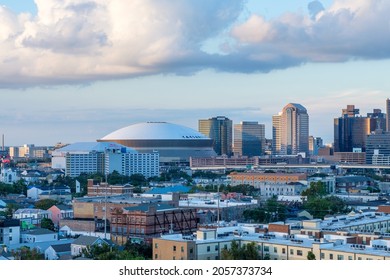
[110,202,198,244]
[86,179,133,197]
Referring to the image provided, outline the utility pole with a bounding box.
[104,149,108,240]
[217,184,220,226]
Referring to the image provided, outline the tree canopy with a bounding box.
[243,196,287,223]
[40,218,55,231]
[81,242,151,260]
[34,199,58,210]
[221,241,259,260]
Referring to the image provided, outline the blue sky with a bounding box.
[0,0,390,146]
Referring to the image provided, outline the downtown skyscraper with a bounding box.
[334,105,386,152]
[272,103,309,155]
[198,116,233,156]
[233,121,265,157]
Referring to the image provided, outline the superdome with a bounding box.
[101,122,208,141]
[98,122,217,163]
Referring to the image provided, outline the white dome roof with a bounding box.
[101,122,209,140]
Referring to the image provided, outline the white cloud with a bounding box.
[1,0,390,87]
[0,0,245,87]
[230,0,390,63]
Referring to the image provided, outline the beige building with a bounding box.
[228,172,307,187]
[153,224,390,260]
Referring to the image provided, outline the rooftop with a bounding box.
[54,142,137,154]
[22,228,57,235]
[123,203,178,212]
[101,122,209,141]
[145,185,191,194]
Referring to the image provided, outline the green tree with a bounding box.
[302,181,328,198]
[13,179,27,195]
[82,243,144,260]
[4,203,19,218]
[304,196,347,219]
[129,174,147,186]
[40,218,55,231]
[221,240,242,260]
[243,197,287,223]
[221,241,259,260]
[124,242,152,259]
[307,251,316,260]
[12,246,44,260]
[108,171,131,185]
[34,199,57,210]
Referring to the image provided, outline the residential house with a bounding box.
[71,235,109,257]
[0,218,20,246]
[21,228,58,243]
[13,208,51,228]
[45,243,72,260]
[27,185,71,200]
[47,205,73,228]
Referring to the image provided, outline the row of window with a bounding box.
[263,246,303,256]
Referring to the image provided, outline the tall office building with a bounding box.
[272,113,282,155]
[273,103,309,155]
[334,105,386,152]
[386,98,390,132]
[365,127,390,164]
[309,136,323,156]
[199,116,233,156]
[233,121,265,157]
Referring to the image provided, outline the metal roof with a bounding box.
[101,122,209,140]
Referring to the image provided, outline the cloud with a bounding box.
[1,0,390,87]
[230,0,390,64]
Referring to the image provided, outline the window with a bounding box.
[329,254,333,260]
[290,249,294,255]
[154,254,158,259]
[282,248,286,254]
[215,245,219,251]
[348,256,353,260]
[264,246,269,252]
[297,250,303,256]
[189,248,193,254]
[207,246,210,252]
[337,255,344,260]
[173,246,176,252]
[320,253,325,259]
[155,243,158,249]
[181,246,184,253]
[274,247,277,253]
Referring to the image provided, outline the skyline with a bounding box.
[1,1,390,146]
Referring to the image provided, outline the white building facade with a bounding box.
[52,142,159,178]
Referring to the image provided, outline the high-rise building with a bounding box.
[198,116,233,156]
[366,128,390,164]
[272,113,282,155]
[233,121,265,157]
[273,103,309,155]
[386,98,390,132]
[334,105,386,152]
[309,136,323,156]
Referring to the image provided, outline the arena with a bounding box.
[98,122,216,163]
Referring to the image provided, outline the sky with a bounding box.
[1,0,390,146]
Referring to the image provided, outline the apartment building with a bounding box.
[153,222,390,260]
[228,172,307,187]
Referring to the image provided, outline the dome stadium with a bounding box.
[98,122,216,163]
